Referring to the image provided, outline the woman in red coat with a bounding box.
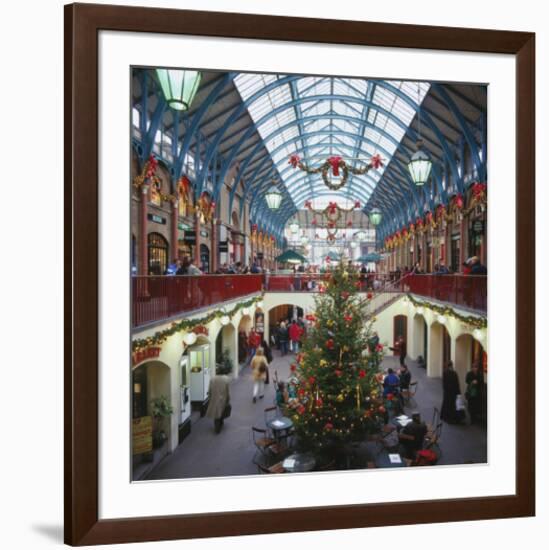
[288,320,303,353]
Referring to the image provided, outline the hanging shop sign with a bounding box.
[147,213,166,225]
[185,230,196,243]
[132,346,161,367]
[178,222,192,231]
[132,416,153,455]
[219,241,229,253]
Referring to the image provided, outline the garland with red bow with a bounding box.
[289,154,384,191]
[304,199,361,223]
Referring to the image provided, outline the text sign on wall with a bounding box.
[132,416,152,455]
[132,346,161,367]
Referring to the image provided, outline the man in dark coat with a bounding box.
[441,361,462,424]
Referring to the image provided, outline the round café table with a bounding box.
[282,452,316,473]
[267,416,293,442]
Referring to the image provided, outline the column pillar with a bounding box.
[211,218,219,273]
[458,215,465,272]
[194,212,201,268]
[170,200,179,262]
[139,184,149,275]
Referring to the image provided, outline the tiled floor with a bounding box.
[145,350,487,481]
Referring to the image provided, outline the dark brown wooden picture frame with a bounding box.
[64,2,535,545]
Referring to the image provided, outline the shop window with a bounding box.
[148,232,168,275]
[450,235,460,272]
[200,244,210,274]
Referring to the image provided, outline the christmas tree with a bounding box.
[289,260,385,460]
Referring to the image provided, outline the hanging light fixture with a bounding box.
[408,82,432,186]
[369,207,383,226]
[350,241,358,249]
[220,315,231,326]
[156,69,202,111]
[289,219,299,234]
[265,179,283,210]
[300,234,309,246]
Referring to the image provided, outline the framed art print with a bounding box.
[64,3,535,545]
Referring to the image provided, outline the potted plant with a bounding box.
[150,395,174,449]
[218,349,234,375]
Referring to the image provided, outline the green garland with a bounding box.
[132,294,264,352]
[406,293,487,329]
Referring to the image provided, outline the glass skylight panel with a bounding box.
[234,73,278,100]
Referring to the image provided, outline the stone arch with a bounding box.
[427,321,451,378]
[215,321,238,377]
[411,313,428,362]
[455,333,474,391]
[131,359,172,471]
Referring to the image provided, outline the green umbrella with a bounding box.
[275,249,308,264]
[357,253,382,263]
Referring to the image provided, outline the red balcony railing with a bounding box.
[404,274,487,313]
[132,275,263,328]
[264,273,396,292]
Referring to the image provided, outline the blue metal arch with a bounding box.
[222,91,450,214]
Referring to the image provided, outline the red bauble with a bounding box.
[308,376,316,385]
[358,369,366,378]
[326,339,334,349]
[297,404,306,415]
[324,422,334,431]
[367,292,373,299]
[335,370,342,377]
[341,291,350,300]
[290,364,297,372]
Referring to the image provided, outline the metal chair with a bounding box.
[401,381,418,407]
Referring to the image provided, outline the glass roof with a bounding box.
[234,74,429,208]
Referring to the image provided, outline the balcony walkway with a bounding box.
[144,350,487,481]
[132,274,486,330]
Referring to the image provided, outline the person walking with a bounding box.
[250,347,269,403]
[394,335,407,366]
[465,362,485,424]
[277,321,289,356]
[205,363,231,434]
[288,319,303,353]
[441,360,462,424]
[261,339,273,385]
[247,329,261,362]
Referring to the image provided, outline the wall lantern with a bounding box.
[156,69,202,111]
[183,332,198,346]
[220,315,231,326]
[241,307,250,316]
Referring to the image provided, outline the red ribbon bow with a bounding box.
[327,156,343,176]
[289,154,301,168]
[369,154,384,169]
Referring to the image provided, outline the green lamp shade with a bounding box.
[407,148,432,186]
[156,69,202,111]
[369,207,383,226]
[265,185,283,210]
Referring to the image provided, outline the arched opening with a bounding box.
[393,314,408,357]
[186,335,212,416]
[132,360,172,478]
[412,313,428,367]
[200,243,210,273]
[428,321,451,378]
[455,333,473,391]
[237,315,253,366]
[147,232,168,275]
[215,322,237,376]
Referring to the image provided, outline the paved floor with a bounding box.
[145,351,487,481]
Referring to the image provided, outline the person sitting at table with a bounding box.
[399,412,427,459]
[399,364,411,391]
[383,368,400,397]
